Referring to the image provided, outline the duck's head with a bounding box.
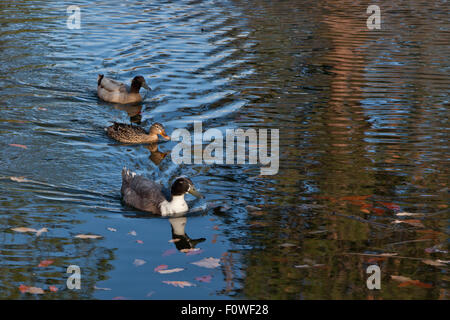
[131,75,150,91]
[149,122,170,140]
[171,177,204,199]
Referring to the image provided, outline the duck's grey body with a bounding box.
[97,75,149,104]
[121,168,202,216]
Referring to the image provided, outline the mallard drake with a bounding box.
[97,74,150,104]
[121,168,204,216]
[106,122,170,144]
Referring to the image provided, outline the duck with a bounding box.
[121,168,204,216]
[106,122,170,144]
[97,74,150,104]
[169,216,206,251]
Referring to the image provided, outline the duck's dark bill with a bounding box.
[142,82,150,90]
[189,187,204,199]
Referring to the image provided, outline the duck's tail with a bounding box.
[97,74,104,86]
[121,166,137,184]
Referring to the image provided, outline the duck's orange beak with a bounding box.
[160,130,171,140]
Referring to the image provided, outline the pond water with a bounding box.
[0,0,448,299]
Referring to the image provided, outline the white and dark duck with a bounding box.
[106,122,170,144]
[97,74,150,104]
[169,216,206,251]
[121,168,204,216]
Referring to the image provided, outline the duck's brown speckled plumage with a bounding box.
[107,122,157,144]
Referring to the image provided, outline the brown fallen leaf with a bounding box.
[162,281,195,288]
[391,275,433,288]
[398,280,433,288]
[75,234,102,239]
[191,257,220,269]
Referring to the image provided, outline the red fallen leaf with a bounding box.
[112,296,127,300]
[398,280,432,288]
[154,265,168,272]
[195,275,212,283]
[378,202,401,211]
[49,286,58,292]
[211,234,218,244]
[38,260,54,267]
[136,240,144,244]
[19,284,29,293]
[213,225,220,230]
[9,144,27,149]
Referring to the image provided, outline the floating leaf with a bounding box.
[391,275,432,288]
[162,281,195,288]
[38,260,54,267]
[146,291,155,297]
[107,227,117,232]
[392,219,425,228]
[133,259,146,267]
[391,275,413,282]
[12,227,48,236]
[157,268,184,274]
[112,296,127,300]
[19,285,44,294]
[10,176,28,183]
[182,248,203,256]
[396,212,425,217]
[9,144,27,149]
[422,259,446,267]
[75,234,102,239]
[195,275,212,283]
[136,240,144,244]
[280,243,296,248]
[128,230,137,236]
[398,280,432,288]
[154,265,168,272]
[94,286,112,291]
[49,286,58,292]
[191,257,220,269]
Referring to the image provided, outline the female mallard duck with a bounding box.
[106,122,170,144]
[97,74,150,104]
[121,168,204,216]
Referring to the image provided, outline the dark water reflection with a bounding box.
[0,0,448,299]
